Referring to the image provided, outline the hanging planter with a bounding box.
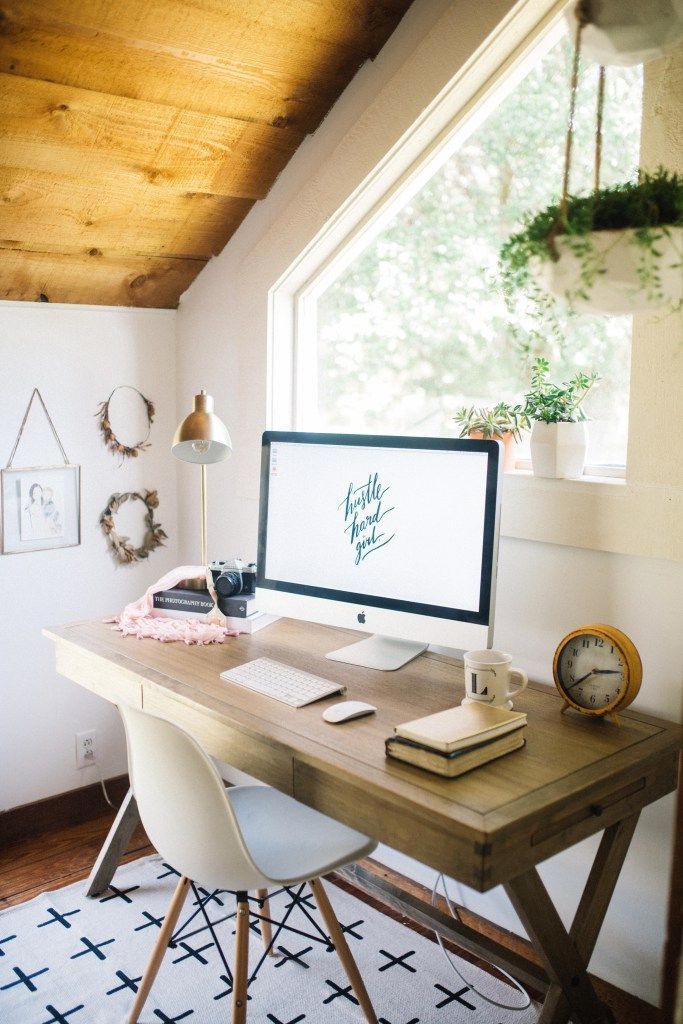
[565,0,683,67]
[527,199,683,316]
[500,16,683,320]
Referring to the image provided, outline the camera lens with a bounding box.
[215,570,243,598]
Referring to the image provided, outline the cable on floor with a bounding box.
[431,872,532,1012]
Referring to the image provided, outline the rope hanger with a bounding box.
[558,4,607,225]
[6,388,70,469]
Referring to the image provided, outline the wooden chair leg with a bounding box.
[233,892,250,1024]
[256,888,275,955]
[129,875,190,1024]
[309,877,378,1024]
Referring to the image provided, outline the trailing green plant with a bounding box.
[453,402,530,441]
[523,357,600,423]
[500,167,683,313]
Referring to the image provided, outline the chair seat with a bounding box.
[228,785,377,885]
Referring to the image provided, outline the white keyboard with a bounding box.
[220,657,346,708]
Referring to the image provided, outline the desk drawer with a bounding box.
[55,641,143,707]
[483,753,678,888]
[531,777,646,846]
[293,759,486,890]
[143,687,294,795]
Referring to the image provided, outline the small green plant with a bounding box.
[453,402,530,441]
[523,357,600,423]
[500,168,683,315]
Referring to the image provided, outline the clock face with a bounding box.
[557,633,626,711]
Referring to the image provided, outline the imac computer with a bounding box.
[256,432,502,671]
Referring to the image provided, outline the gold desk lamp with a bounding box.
[172,389,232,586]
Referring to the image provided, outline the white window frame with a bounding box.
[268,0,682,562]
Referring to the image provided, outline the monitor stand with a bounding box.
[325,634,428,671]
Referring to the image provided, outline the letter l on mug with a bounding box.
[462,650,528,709]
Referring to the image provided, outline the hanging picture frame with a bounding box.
[1,390,81,555]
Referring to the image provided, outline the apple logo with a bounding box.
[357,611,366,624]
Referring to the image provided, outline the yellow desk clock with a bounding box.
[553,624,642,724]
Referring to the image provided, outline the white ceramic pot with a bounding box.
[565,0,683,66]
[531,226,683,316]
[530,421,588,479]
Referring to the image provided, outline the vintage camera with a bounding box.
[209,559,257,599]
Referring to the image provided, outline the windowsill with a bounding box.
[505,468,626,487]
[499,470,681,561]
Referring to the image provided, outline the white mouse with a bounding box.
[322,700,377,724]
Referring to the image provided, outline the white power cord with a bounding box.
[95,767,117,810]
[431,872,532,1012]
[81,759,118,810]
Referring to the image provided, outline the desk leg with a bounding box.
[539,812,640,1024]
[504,811,641,1024]
[85,788,141,897]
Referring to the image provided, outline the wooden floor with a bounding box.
[0,805,662,1023]
[0,812,153,910]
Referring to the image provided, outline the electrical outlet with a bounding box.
[76,730,97,769]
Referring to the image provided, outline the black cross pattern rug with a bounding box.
[0,855,537,1023]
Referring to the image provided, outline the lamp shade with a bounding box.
[172,389,232,464]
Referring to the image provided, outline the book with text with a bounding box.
[385,730,526,777]
[151,587,214,619]
[395,702,526,754]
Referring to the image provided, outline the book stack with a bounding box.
[151,586,214,619]
[225,611,279,634]
[385,703,527,778]
[151,587,278,634]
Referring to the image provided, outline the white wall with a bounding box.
[0,302,179,810]
[175,0,681,1005]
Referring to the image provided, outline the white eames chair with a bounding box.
[118,703,379,1024]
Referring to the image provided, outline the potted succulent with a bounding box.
[501,168,683,317]
[453,402,530,471]
[523,357,600,479]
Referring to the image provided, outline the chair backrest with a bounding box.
[119,703,267,892]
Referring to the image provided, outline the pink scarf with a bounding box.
[109,565,240,645]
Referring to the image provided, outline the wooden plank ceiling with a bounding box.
[0,0,415,308]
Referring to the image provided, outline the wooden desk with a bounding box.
[46,618,680,1024]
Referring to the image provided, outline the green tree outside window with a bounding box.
[314,35,642,466]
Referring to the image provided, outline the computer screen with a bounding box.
[256,432,502,669]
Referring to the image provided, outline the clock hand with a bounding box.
[567,667,622,691]
[566,670,596,689]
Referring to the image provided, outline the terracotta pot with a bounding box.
[468,430,518,471]
[530,421,588,479]
[565,0,683,67]
[530,226,683,316]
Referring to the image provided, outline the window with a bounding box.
[298,31,642,471]
[270,2,678,561]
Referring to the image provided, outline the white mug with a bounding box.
[462,650,528,709]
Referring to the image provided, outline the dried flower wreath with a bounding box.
[100,490,167,564]
[96,386,155,460]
